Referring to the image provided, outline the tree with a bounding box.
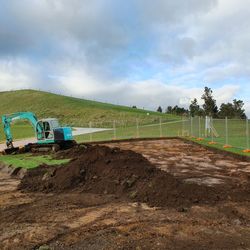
[218,103,234,118]
[157,106,162,113]
[218,99,246,119]
[201,87,218,117]
[233,99,246,119]
[165,105,189,115]
[189,98,200,117]
[166,106,173,113]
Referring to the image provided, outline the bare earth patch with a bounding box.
[0,139,250,250]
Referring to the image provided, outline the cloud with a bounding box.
[53,64,240,111]
[0,0,249,116]
[0,58,39,90]
[137,0,218,25]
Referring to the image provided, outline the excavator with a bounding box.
[2,112,75,154]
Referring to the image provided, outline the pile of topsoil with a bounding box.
[18,145,239,208]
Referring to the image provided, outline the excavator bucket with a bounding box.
[4,147,20,155]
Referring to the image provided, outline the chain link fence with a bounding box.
[75,118,186,142]
[74,116,250,153]
[184,116,249,152]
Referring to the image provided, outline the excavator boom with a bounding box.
[2,112,43,149]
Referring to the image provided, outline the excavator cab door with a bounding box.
[36,119,60,142]
[43,121,53,139]
[36,121,44,140]
[36,120,54,141]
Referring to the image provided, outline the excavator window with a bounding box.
[43,122,52,139]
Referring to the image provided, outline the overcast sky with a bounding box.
[0,0,250,115]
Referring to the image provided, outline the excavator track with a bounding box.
[4,140,77,154]
[25,140,77,153]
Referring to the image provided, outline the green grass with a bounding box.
[0,124,34,143]
[0,89,179,142]
[187,137,250,157]
[74,118,250,157]
[0,153,70,169]
[0,90,247,157]
[0,89,179,127]
[189,117,249,150]
[75,120,185,142]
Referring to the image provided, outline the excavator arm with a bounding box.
[2,112,43,149]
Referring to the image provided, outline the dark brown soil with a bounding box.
[1,139,250,250]
[18,145,249,208]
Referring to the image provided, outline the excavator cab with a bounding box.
[35,118,73,144]
[36,118,59,140]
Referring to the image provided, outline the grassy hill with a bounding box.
[0,89,179,127]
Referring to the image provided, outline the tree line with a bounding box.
[156,87,246,119]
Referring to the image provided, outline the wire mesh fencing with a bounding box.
[74,116,250,153]
[188,117,250,151]
[74,118,187,143]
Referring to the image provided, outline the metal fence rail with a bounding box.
[188,117,250,152]
[74,117,250,153]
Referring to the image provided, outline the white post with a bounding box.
[113,120,116,140]
[136,118,140,138]
[182,116,184,136]
[165,120,168,137]
[225,117,228,145]
[198,116,201,138]
[246,118,249,149]
[190,116,193,137]
[89,121,92,142]
[159,117,163,137]
[205,116,212,138]
[211,117,214,143]
[205,116,207,137]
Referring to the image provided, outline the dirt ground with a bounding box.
[0,139,250,250]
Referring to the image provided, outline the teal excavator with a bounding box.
[2,112,75,154]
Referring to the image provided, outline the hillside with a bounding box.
[0,90,178,127]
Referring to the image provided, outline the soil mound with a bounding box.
[19,145,232,207]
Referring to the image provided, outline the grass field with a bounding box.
[188,138,250,156]
[75,118,250,156]
[188,117,250,150]
[0,90,179,127]
[0,89,179,142]
[75,120,186,142]
[1,118,249,157]
[0,90,248,157]
[0,154,70,168]
[0,124,34,143]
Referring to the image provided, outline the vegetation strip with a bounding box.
[0,154,70,169]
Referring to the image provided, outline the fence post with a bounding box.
[225,117,228,145]
[159,117,163,137]
[89,121,92,142]
[223,117,232,148]
[136,118,140,138]
[165,121,167,137]
[198,116,201,138]
[190,116,193,137]
[246,118,249,149]
[205,116,207,137]
[113,120,116,140]
[182,116,184,136]
[211,117,214,143]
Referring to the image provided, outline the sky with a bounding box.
[0,0,250,115]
